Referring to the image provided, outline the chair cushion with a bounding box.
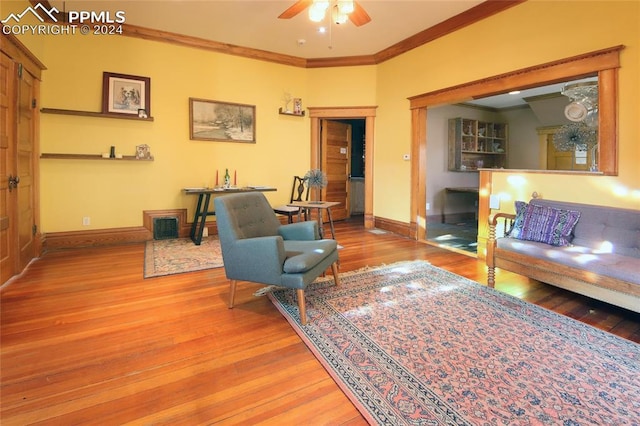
[530,199,640,258]
[283,240,337,273]
[273,205,300,213]
[497,238,640,284]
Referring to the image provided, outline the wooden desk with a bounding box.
[288,201,340,239]
[184,187,276,245]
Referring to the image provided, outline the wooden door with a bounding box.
[16,64,37,271]
[1,52,18,284]
[546,134,591,171]
[1,52,38,285]
[321,119,351,221]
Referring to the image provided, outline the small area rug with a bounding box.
[144,237,223,278]
[269,260,640,425]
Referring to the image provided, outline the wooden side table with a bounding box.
[288,201,340,239]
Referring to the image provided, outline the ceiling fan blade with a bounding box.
[349,1,371,26]
[278,0,313,19]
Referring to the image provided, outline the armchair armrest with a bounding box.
[225,236,286,284]
[278,221,319,241]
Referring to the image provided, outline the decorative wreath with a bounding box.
[304,169,328,188]
[553,123,597,152]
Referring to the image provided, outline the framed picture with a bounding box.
[102,72,151,116]
[189,98,256,143]
[135,144,152,159]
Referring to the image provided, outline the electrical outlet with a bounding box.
[82,217,90,226]
[426,202,431,210]
[202,227,209,237]
[402,153,411,161]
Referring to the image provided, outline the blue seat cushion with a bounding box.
[283,240,337,273]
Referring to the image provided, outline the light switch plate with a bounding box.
[489,194,501,210]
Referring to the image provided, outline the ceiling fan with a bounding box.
[278,0,372,27]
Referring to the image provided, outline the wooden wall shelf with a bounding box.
[41,108,154,121]
[40,153,153,161]
[278,107,305,117]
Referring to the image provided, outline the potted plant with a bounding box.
[304,169,327,203]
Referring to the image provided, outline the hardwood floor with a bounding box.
[2,219,639,425]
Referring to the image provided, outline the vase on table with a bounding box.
[304,169,327,204]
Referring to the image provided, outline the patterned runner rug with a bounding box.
[144,237,223,278]
[268,260,640,425]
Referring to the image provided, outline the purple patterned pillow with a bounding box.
[509,201,580,246]
[508,201,528,238]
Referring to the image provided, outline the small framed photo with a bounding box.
[189,98,256,143]
[102,72,151,116]
[135,144,152,160]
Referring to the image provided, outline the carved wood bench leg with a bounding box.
[487,267,495,288]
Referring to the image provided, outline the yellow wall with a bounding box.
[489,171,640,214]
[375,0,639,220]
[307,66,377,106]
[7,0,639,234]
[38,34,321,230]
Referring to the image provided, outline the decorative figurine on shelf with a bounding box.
[224,168,231,188]
[282,92,293,113]
[293,98,302,115]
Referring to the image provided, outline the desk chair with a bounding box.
[214,192,340,325]
[273,176,309,223]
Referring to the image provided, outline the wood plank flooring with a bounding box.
[2,219,639,425]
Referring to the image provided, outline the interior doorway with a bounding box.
[320,119,353,222]
[334,118,365,220]
[308,106,377,230]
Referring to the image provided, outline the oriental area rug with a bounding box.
[143,237,223,278]
[268,260,640,425]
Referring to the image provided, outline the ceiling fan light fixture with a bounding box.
[309,0,329,22]
[561,81,598,124]
[564,102,588,122]
[337,0,354,15]
[279,0,370,27]
[332,5,349,24]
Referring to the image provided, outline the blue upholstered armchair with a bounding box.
[214,192,340,325]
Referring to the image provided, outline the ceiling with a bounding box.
[466,77,598,109]
[43,1,591,108]
[47,0,485,59]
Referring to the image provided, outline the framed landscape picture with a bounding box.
[189,98,256,143]
[102,72,151,116]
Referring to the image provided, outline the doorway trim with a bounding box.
[308,106,377,229]
[408,46,621,241]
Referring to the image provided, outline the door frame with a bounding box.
[308,106,377,229]
[409,46,621,241]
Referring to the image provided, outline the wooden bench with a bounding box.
[487,199,640,313]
